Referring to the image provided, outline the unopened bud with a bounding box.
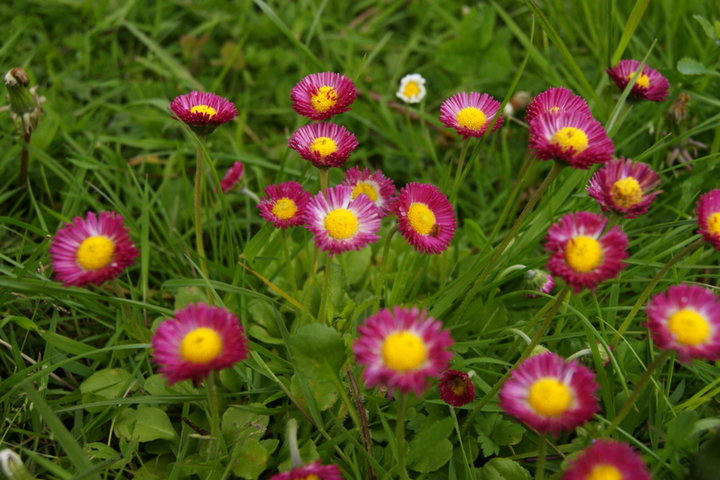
[4,68,44,135]
[529,344,551,357]
[0,449,34,480]
[504,91,531,117]
[524,269,555,298]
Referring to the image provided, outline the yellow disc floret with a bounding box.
[402,81,421,99]
[272,198,298,220]
[180,327,223,364]
[309,136,338,157]
[352,182,379,202]
[668,309,710,346]
[456,107,487,131]
[381,330,428,372]
[311,86,338,113]
[610,177,644,209]
[76,236,116,270]
[587,464,623,480]
[189,105,218,117]
[528,378,573,417]
[407,203,436,235]
[565,236,603,273]
[324,208,359,240]
[626,72,650,89]
[707,212,720,236]
[551,127,589,154]
[297,475,320,480]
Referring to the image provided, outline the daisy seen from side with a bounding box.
[562,439,651,480]
[395,183,456,254]
[291,72,357,121]
[396,73,427,104]
[341,166,396,217]
[439,92,503,138]
[607,59,670,102]
[220,161,244,193]
[288,122,359,169]
[586,158,662,218]
[525,87,591,123]
[170,91,237,135]
[696,189,720,251]
[258,181,311,229]
[269,461,344,480]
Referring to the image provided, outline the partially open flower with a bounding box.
[4,67,44,135]
[607,59,669,102]
[439,370,475,407]
[269,461,343,480]
[696,189,720,251]
[219,161,244,193]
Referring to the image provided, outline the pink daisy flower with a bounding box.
[607,59,670,102]
[525,87,591,123]
[291,72,357,121]
[529,111,614,169]
[220,161,244,193]
[562,439,651,480]
[341,166,396,217]
[499,352,599,435]
[258,181,311,229]
[586,158,662,218]
[646,284,720,362]
[170,91,237,135]
[696,189,720,251]
[288,122,359,168]
[439,92,503,138]
[151,303,249,385]
[545,212,629,292]
[49,211,139,287]
[524,269,555,298]
[439,370,475,407]
[304,185,381,255]
[353,306,454,395]
[395,183,457,254]
[269,461,343,480]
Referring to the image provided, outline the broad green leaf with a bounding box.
[174,286,208,310]
[230,438,269,479]
[290,373,338,411]
[115,407,177,443]
[288,324,346,379]
[478,458,531,480]
[222,405,270,446]
[677,57,713,76]
[80,368,136,399]
[408,418,455,473]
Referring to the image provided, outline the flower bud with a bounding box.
[0,449,34,480]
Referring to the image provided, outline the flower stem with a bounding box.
[194,139,209,278]
[282,230,297,297]
[535,434,547,480]
[450,138,471,203]
[206,371,225,457]
[375,225,398,310]
[319,167,329,194]
[287,418,303,468]
[395,392,410,480]
[19,130,31,187]
[317,254,331,324]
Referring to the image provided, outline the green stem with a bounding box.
[282,230,297,297]
[287,418,303,468]
[395,393,410,480]
[450,138,471,203]
[535,434,546,480]
[329,371,361,433]
[19,130,30,187]
[374,226,398,309]
[206,371,225,457]
[317,254,331,324]
[194,139,209,278]
[319,167,329,194]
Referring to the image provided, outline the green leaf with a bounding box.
[115,407,177,443]
[693,15,718,40]
[338,247,372,286]
[222,405,270,446]
[288,324,346,379]
[230,438,269,479]
[408,418,455,472]
[290,373,338,411]
[677,57,714,75]
[478,458,531,480]
[327,262,347,312]
[174,286,208,310]
[475,413,525,456]
[243,223,274,264]
[80,368,136,399]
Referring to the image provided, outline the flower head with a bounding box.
[288,122,359,168]
[439,370,475,407]
[170,91,237,135]
[269,461,343,480]
[353,306,454,395]
[304,185,381,255]
[291,72,357,121]
[607,59,669,102]
[646,284,720,362]
[50,211,139,287]
[439,92,503,138]
[395,183,456,254]
[258,181,311,229]
[220,161,244,193]
[545,212,628,292]
[396,73,427,104]
[151,303,249,385]
[587,158,662,218]
[696,189,720,251]
[524,269,555,298]
[341,166,396,217]
[525,87,591,123]
[562,439,651,480]
[499,352,599,435]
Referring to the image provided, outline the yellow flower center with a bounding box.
[311,85,338,113]
[707,212,720,236]
[189,104,217,117]
[610,177,643,209]
[456,107,487,130]
[179,327,223,364]
[351,182,379,202]
[449,377,468,396]
[271,197,298,220]
[587,464,623,480]
[76,236,116,270]
[668,309,711,346]
[551,127,589,154]
[297,476,320,480]
[324,208,359,240]
[309,136,338,157]
[626,72,650,89]
[381,331,427,372]
[565,235,603,273]
[402,81,421,98]
[527,378,573,417]
[407,203,436,235]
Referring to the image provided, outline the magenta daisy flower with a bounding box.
[607,59,670,102]
[587,158,662,218]
[151,303,249,385]
[524,269,555,298]
[525,87,591,123]
[170,91,237,135]
[220,161,244,193]
[529,111,614,169]
[288,122,359,168]
[304,185,380,255]
[49,211,139,287]
[499,352,599,435]
[545,212,629,292]
[439,92,503,138]
[290,72,357,121]
[353,306,454,395]
[395,183,456,254]
[696,189,720,251]
[341,166,396,217]
[439,370,475,407]
[269,461,343,480]
[562,439,651,480]
[646,284,720,362]
[258,181,311,229]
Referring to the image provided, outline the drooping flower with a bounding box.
[269,461,343,480]
[257,181,311,229]
[529,111,614,169]
[439,370,475,407]
[545,212,628,292]
[499,352,599,435]
[525,87,591,123]
[220,161,244,193]
[341,166,396,217]
[151,303,249,385]
[291,72,357,121]
[49,211,139,287]
[562,439,651,480]
[646,284,720,362]
[439,92,503,138]
[170,91,237,135]
[586,158,662,218]
[396,73,427,104]
[288,122,359,168]
[696,189,720,251]
[607,59,670,102]
[524,269,555,298]
[304,185,381,255]
[353,306,454,395]
[395,183,456,254]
